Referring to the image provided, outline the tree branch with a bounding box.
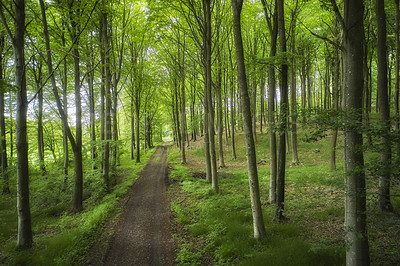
[330,0,345,29]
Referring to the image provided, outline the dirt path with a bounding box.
[90,145,176,265]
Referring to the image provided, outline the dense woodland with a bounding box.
[0,0,399,265]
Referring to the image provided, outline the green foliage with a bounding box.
[176,243,202,265]
[0,149,153,265]
[169,142,346,265]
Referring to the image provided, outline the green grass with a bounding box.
[0,146,154,265]
[168,129,399,265]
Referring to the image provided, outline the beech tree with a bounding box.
[334,0,371,264]
[275,0,289,221]
[0,0,33,249]
[0,33,10,194]
[376,0,393,212]
[231,0,266,239]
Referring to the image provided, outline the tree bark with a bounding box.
[340,0,371,264]
[217,40,225,168]
[290,7,299,165]
[0,34,9,194]
[36,62,46,175]
[203,0,218,192]
[228,39,237,160]
[276,0,289,221]
[395,0,400,153]
[231,0,267,239]
[102,6,112,189]
[261,0,278,204]
[61,26,69,187]
[376,0,393,212]
[70,2,83,213]
[0,0,33,248]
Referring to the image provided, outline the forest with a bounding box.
[0,0,399,265]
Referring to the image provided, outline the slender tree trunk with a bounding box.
[67,1,84,212]
[290,9,299,165]
[231,0,267,239]
[87,60,97,168]
[135,101,140,163]
[376,0,393,212]
[330,37,340,171]
[261,0,278,204]
[276,0,289,221]
[252,37,258,143]
[1,0,33,248]
[180,64,187,164]
[228,39,237,160]
[395,0,400,153]
[0,34,10,194]
[61,28,69,187]
[217,42,225,168]
[37,62,46,175]
[204,0,218,192]
[130,100,135,160]
[341,0,371,264]
[102,7,112,189]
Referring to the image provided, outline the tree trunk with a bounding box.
[231,0,267,240]
[276,0,289,221]
[376,0,393,212]
[179,38,187,164]
[228,39,237,160]
[330,33,340,171]
[102,7,112,189]
[37,62,46,175]
[87,60,97,168]
[130,101,135,160]
[261,0,278,204]
[290,8,299,165]
[135,100,140,163]
[395,0,400,153]
[341,0,371,264]
[1,0,33,248]
[0,34,9,194]
[217,42,225,168]
[204,0,218,192]
[61,27,69,187]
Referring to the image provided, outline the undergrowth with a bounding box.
[168,130,400,265]
[0,147,154,265]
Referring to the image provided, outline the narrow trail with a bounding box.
[91,145,175,266]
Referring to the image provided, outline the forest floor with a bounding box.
[89,145,176,265]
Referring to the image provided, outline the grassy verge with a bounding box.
[0,148,154,265]
[168,131,400,265]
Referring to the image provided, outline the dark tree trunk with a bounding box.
[0,34,9,194]
[395,0,400,153]
[231,0,267,239]
[131,101,135,160]
[102,7,112,189]
[203,0,218,192]
[61,27,69,187]
[340,0,371,264]
[376,0,393,212]
[87,60,97,168]
[290,7,299,165]
[1,0,33,248]
[276,0,289,221]
[217,42,225,168]
[228,39,237,160]
[37,63,46,175]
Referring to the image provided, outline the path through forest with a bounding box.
[90,145,176,265]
